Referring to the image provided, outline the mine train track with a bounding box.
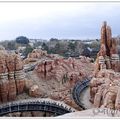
[24,63,37,73]
[0,98,76,116]
[24,62,90,111]
[72,78,91,110]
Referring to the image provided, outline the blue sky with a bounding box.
[0,2,120,40]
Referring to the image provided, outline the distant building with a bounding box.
[36,45,42,49]
[82,39,100,44]
[29,42,34,47]
[17,46,26,51]
[29,39,47,43]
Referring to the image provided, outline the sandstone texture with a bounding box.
[94,21,119,76]
[32,56,94,110]
[24,49,61,64]
[28,49,47,58]
[35,56,94,82]
[0,48,26,103]
[90,69,120,110]
[90,21,120,110]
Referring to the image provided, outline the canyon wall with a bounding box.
[90,21,120,110]
[0,48,26,103]
[35,56,94,84]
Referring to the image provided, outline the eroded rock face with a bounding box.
[90,21,120,110]
[28,49,47,59]
[35,57,94,83]
[90,69,120,110]
[32,55,94,109]
[0,49,26,103]
[94,21,119,76]
[24,49,63,64]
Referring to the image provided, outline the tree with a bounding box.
[7,41,16,50]
[16,36,29,44]
[68,42,76,52]
[54,42,61,53]
[49,38,58,42]
[90,41,100,49]
[23,44,34,58]
[74,41,84,55]
[81,47,91,57]
[42,43,49,51]
[0,40,18,50]
[52,42,68,55]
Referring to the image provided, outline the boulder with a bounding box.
[29,85,40,97]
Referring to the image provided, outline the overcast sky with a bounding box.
[0,2,120,41]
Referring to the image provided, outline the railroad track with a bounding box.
[0,98,76,116]
[72,78,91,110]
[24,63,37,73]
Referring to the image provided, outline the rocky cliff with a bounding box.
[90,21,120,110]
[35,56,94,83]
[0,48,26,103]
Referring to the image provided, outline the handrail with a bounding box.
[72,78,90,110]
[0,98,76,116]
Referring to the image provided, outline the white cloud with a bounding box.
[0,3,83,23]
[1,2,116,23]
[0,2,120,40]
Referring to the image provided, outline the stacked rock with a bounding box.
[28,49,47,59]
[90,69,120,109]
[105,55,111,69]
[6,54,16,101]
[0,51,9,103]
[35,56,94,83]
[0,48,26,103]
[14,54,25,94]
[95,21,119,75]
[90,22,120,110]
[98,56,106,70]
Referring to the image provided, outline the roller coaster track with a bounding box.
[24,63,37,72]
[24,59,50,72]
[72,78,91,110]
[0,98,76,116]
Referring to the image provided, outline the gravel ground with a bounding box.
[80,87,94,109]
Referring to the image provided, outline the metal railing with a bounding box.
[72,78,90,110]
[0,98,76,116]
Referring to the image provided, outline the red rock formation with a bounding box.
[35,56,94,83]
[94,21,119,75]
[0,48,26,103]
[0,51,9,103]
[24,49,48,64]
[6,54,16,101]
[14,54,25,94]
[28,49,47,59]
[90,69,120,109]
[24,49,63,64]
[90,21,120,110]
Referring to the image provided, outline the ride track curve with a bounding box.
[0,98,76,116]
[24,63,91,111]
[72,78,91,110]
[22,62,91,116]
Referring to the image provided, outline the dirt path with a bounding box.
[80,87,93,109]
